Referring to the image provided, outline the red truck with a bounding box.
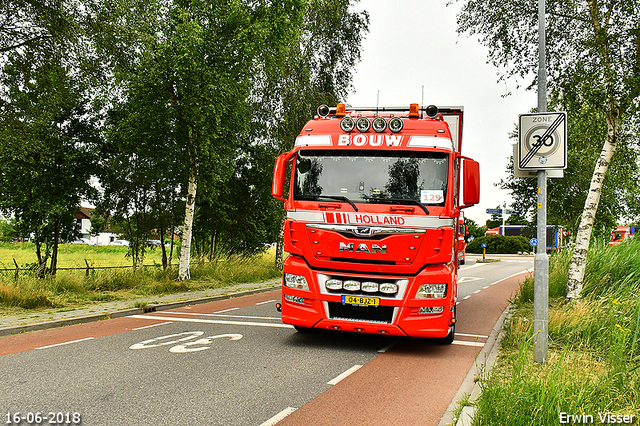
[609,226,636,247]
[272,103,480,343]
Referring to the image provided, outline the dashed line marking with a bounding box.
[259,407,297,426]
[133,322,172,331]
[328,365,362,385]
[255,299,277,306]
[378,342,398,353]
[35,337,94,350]
[214,307,239,314]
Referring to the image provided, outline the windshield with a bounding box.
[294,150,448,207]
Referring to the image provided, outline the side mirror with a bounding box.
[272,153,289,202]
[461,158,480,208]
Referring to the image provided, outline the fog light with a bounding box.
[379,282,398,294]
[340,116,355,132]
[419,306,444,314]
[361,282,379,293]
[388,116,404,133]
[284,294,305,305]
[356,116,371,132]
[372,116,387,132]
[416,283,447,299]
[284,273,309,291]
[326,279,343,291]
[343,280,361,291]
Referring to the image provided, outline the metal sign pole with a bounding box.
[534,0,549,364]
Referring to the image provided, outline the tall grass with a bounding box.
[473,238,640,425]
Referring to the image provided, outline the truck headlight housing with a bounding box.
[415,283,447,299]
[284,273,309,291]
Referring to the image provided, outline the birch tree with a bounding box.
[455,0,640,299]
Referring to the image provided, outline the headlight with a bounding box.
[284,273,309,291]
[343,280,361,291]
[415,283,447,299]
[325,279,343,291]
[361,281,379,293]
[379,283,398,294]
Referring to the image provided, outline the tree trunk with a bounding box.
[178,161,198,281]
[566,117,618,300]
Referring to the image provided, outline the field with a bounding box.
[0,242,281,318]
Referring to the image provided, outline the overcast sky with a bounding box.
[346,0,539,225]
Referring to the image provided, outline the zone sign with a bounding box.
[518,112,567,170]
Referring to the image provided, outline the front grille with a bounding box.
[328,302,394,324]
[329,257,397,265]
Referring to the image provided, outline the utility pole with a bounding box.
[534,0,549,364]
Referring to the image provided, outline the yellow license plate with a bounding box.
[341,295,380,306]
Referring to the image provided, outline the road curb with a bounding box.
[438,302,514,426]
[0,284,280,337]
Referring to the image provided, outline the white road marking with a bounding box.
[328,364,362,385]
[378,342,398,353]
[452,340,485,347]
[35,337,94,350]
[214,307,239,314]
[154,312,280,320]
[458,276,484,283]
[132,322,172,331]
[255,299,277,305]
[129,314,294,329]
[459,263,487,271]
[456,333,489,339]
[259,407,297,426]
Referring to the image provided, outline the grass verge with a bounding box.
[0,246,281,318]
[471,239,640,425]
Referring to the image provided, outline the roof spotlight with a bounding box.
[340,116,356,132]
[356,116,371,132]
[372,116,387,133]
[317,104,330,117]
[425,105,439,118]
[388,117,404,133]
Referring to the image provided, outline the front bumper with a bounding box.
[280,255,456,338]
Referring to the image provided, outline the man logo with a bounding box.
[339,242,387,254]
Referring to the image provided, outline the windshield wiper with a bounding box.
[299,195,359,212]
[374,198,430,215]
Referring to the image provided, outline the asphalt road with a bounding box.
[0,256,532,426]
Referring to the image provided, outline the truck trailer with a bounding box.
[271,103,480,343]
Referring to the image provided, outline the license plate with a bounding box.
[341,295,380,306]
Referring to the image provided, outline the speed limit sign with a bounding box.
[518,112,567,170]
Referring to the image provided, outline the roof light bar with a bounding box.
[340,116,355,132]
[356,116,371,132]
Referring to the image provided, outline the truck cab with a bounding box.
[272,103,480,342]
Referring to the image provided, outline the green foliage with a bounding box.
[466,234,532,254]
[473,237,640,424]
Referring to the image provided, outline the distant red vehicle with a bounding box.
[272,103,480,342]
[609,226,636,247]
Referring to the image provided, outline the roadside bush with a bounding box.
[467,234,532,254]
